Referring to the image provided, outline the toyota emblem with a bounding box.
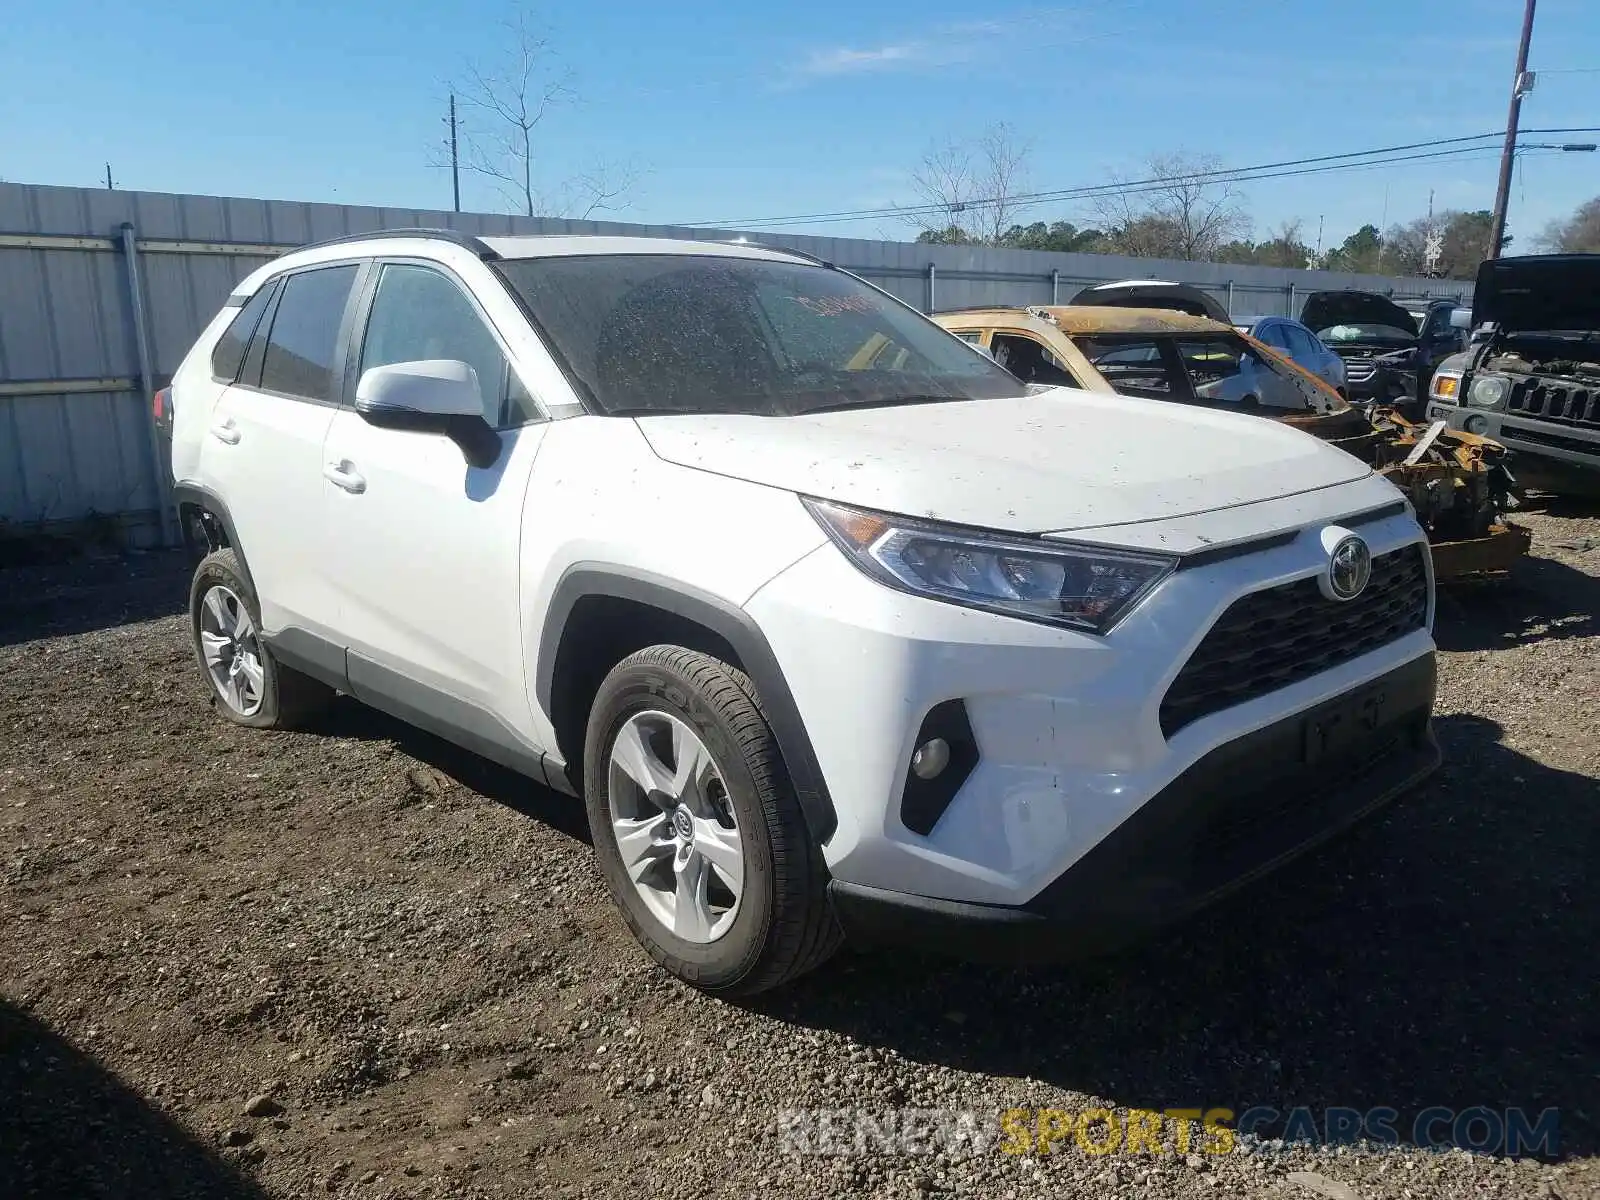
[1327,534,1372,601]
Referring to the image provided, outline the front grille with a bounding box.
[1341,356,1378,383]
[1160,545,1429,736]
[1502,424,1600,458]
[1507,377,1600,428]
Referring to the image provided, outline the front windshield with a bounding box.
[494,254,1025,416]
[1316,322,1416,343]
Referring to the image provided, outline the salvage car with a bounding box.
[1427,254,1600,494]
[932,304,1529,579]
[165,230,1442,994]
[1300,291,1467,417]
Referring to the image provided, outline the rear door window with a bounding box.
[1175,338,1246,386]
[1074,336,1182,397]
[258,265,359,402]
[211,284,277,382]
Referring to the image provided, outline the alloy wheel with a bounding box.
[197,584,265,717]
[607,710,745,943]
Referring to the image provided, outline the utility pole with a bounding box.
[1489,0,1538,259]
[449,93,461,213]
[104,162,114,190]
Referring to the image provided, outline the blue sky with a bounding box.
[3,0,1598,249]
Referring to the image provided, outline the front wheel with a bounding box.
[583,645,840,994]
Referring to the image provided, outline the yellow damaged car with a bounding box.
[931,302,1529,580]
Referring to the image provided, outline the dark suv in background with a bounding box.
[1301,292,1468,418]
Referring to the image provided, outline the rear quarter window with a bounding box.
[210,284,276,382]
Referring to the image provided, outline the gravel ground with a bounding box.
[2,500,1597,1200]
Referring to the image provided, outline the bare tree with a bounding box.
[907,124,1032,245]
[1255,218,1312,269]
[1093,153,1250,261]
[439,9,634,219]
[1539,195,1600,253]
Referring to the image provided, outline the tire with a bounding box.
[583,645,840,995]
[188,547,332,729]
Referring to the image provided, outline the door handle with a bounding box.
[324,460,367,494]
[209,418,241,445]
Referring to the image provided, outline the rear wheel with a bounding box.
[188,548,332,729]
[583,645,840,994]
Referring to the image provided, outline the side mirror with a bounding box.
[1449,308,1472,330]
[355,359,499,468]
[356,359,484,422]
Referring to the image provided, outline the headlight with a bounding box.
[804,498,1176,634]
[1467,373,1511,409]
[1431,371,1462,401]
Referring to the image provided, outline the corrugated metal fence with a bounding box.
[0,181,1469,546]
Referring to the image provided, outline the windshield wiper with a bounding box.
[792,393,981,415]
[603,405,769,417]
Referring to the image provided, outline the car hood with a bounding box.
[1473,254,1600,333]
[635,391,1370,535]
[1071,280,1232,323]
[1300,291,1419,338]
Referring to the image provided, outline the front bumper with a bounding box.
[1428,402,1600,475]
[745,482,1434,909]
[1344,361,1417,406]
[830,654,1439,961]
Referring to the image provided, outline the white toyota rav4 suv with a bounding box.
[167,230,1440,994]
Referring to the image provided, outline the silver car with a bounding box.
[1235,315,1348,399]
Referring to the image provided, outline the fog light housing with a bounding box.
[1465,414,1489,434]
[899,701,979,836]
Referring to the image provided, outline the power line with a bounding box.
[680,132,1508,228]
[680,127,1600,232]
[725,145,1521,230]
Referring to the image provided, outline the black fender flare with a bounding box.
[171,483,252,587]
[536,565,838,846]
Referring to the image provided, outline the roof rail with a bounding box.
[716,237,833,268]
[294,227,499,260]
[930,303,1031,315]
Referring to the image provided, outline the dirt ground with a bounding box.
[2,499,1597,1200]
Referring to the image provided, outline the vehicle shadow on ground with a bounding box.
[1435,553,1600,651]
[0,552,189,648]
[0,1001,270,1198]
[310,696,593,845]
[1520,492,1600,520]
[764,713,1600,1157]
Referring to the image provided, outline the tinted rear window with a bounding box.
[258,265,359,401]
[211,284,275,382]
